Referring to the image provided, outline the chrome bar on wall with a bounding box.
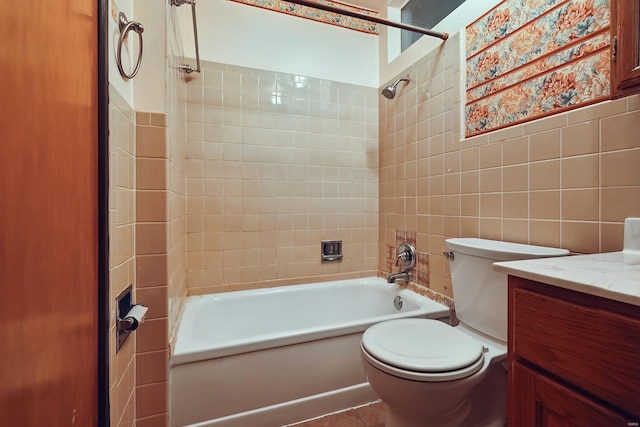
[279,0,448,40]
[171,0,201,74]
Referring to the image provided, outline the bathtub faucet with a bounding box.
[388,271,411,284]
[388,241,417,284]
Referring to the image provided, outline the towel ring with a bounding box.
[116,12,144,79]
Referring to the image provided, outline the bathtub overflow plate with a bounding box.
[394,296,403,310]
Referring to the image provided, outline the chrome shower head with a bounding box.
[382,75,411,99]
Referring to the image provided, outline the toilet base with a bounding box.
[459,362,507,427]
[368,360,507,427]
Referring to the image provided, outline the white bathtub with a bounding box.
[170,277,450,427]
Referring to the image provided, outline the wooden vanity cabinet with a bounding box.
[508,277,640,426]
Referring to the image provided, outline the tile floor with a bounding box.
[289,401,386,427]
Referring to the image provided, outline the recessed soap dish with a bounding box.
[322,240,343,262]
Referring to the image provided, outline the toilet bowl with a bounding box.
[361,319,507,427]
[361,238,568,427]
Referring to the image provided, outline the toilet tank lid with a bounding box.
[445,238,569,261]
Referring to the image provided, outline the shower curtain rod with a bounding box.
[172,0,201,74]
[276,0,448,40]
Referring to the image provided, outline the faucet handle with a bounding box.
[395,242,416,270]
[396,250,410,265]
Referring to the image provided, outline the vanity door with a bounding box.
[510,362,632,427]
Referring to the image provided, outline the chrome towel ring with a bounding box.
[116,12,144,79]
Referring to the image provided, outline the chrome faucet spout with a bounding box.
[388,271,411,284]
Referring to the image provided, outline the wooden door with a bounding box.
[0,1,101,426]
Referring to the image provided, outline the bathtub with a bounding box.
[170,277,450,427]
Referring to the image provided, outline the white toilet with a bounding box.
[361,238,569,427]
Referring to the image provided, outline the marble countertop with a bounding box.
[494,251,640,307]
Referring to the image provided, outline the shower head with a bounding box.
[382,75,411,99]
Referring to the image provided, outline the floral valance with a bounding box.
[231,0,379,34]
[465,0,610,137]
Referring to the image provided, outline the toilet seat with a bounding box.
[361,319,485,382]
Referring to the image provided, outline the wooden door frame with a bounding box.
[98,0,110,425]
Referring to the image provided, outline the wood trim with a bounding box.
[508,362,537,426]
[611,0,640,98]
[97,0,110,425]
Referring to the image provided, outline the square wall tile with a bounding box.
[530,191,560,220]
[136,381,168,418]
[562,121,598,157]
[529,129,560,162]
[561,189,599,221]
[600,111,640,152]
[561,221,599,254]
[601,149,640,187]
[562,155,598,189]
[530,160,560,191]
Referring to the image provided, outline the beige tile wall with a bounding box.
[109,69,187,427]
[131,42,189,427]
[166,51,188,351]
[183,61,380,294]
[379,32,640,298]
[113,11,187,427]
[134,112,171,426]
[108,86,136,427]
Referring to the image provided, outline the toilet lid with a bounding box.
[362,319,484,373]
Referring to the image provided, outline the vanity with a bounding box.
[494,221,640,426]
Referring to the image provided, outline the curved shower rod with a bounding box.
[275,0,448,40]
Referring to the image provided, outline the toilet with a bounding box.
[361,238,569,427]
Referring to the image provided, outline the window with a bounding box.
[401,0,466,52]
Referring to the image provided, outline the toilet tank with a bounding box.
[445,238,568,342]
